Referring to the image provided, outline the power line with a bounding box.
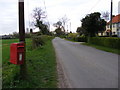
[87,0,101,14]
[80,0,102,22]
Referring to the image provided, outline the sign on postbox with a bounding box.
[10,42,25,65]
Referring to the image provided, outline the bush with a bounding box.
[67,33,79,41]
[67,33,87,42]
[75,36,87,42]
[25,33,31,38]
[88,37,120,49]
[32,35,53,49]
[68,33,79,38]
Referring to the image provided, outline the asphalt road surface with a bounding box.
[52,37,118,88]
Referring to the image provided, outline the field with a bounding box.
[2,37,57,88]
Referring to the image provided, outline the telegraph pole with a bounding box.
[19,0,27,79]
[110,0,113,36]
[70,22,71,32]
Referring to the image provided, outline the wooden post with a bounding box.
[110,0,113,37]
[19,0,27,80]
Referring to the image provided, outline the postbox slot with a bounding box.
[18,46,24,48]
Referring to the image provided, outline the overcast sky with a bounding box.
[0,0,119,35]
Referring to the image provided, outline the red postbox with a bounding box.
[10,42,25,65]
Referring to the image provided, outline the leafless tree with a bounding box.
[102,11,110,21]
[33,7,46,21]
[59,15,70,31]
[31,7,50,35]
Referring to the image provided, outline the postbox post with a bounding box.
[19,0,27,79]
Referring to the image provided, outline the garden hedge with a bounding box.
[88,37,120,49]
[75,36,87,42]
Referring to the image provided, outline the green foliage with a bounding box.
[32,35,53,49]
[67,33,79,41]
[25,33,31,38]
[25,39,57,88]
[2,37,57,88]
[68,33,79,38]
[81,12,106,37]
[54,21,62,28]
[32,36,45,49]
[12,32,31,39]
[55,27,65,36]
[35,20,50,35]
[2,39,31,88]
[76,27,86,36]
[88,37,120,50]
[82,43,120,55]
[33,7,50,35]
[12,32,19,38]
[75,36,87,42]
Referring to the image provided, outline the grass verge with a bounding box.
[82,43,120,55]
[2,38,57,88]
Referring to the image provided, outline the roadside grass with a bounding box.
[2,39,19,64]
[2,37,57,88]
[82,43,120,55]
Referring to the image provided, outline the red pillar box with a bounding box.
[10,42,25,65]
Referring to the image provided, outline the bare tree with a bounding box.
[32,7,50,34]
[33,7,46,21]
[53,21,62,28]
[59,15,70,31]
[102,11,110,21]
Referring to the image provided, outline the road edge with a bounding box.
[52,38,70,88]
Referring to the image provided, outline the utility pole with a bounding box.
[19,0,27,79]
[70,22,71,32]
[110,0,113,36]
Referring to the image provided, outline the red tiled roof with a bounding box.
[107,14,120,24]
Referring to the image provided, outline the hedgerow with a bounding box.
[88,37,120,49]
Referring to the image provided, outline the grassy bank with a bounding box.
[2,37,57,88]
[82,43,120,55]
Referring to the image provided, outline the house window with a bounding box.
[113,32,115,35]
[113,24,115,28]
[119,23,120,27]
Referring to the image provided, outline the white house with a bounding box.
[104,14,120,37]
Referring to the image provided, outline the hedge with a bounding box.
[67,33,87,42]
[75,36,87,42]
[88,37,120,49]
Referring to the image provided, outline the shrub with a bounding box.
[68,33,79,38]
[32,35,53,49]
[88,37,120,49]
[67,33,87,42]
[67,33,79,41]
[75,36,87,42]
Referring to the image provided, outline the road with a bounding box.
[52,37,118,88]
